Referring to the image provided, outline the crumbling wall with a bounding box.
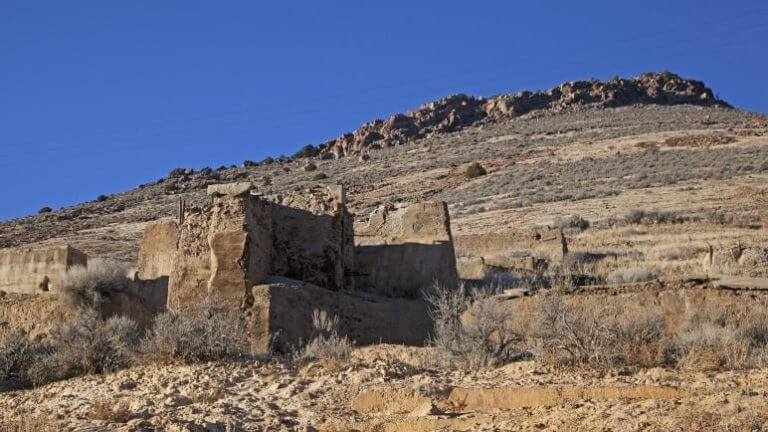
[248,278,432,353]
[165,183,350,310]
[453,228,567,279]
[137,220,178,280]
[354,202,458,297]
[0,293,67,339]
[267,185,352,291]
[0,245,87,294]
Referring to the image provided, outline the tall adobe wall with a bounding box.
[354,202,458,297]
[162,183,352,310]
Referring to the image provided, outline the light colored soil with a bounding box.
[2,347,768,431]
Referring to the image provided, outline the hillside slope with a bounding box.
[0,72,766,276]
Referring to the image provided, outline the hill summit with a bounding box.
[317,71,728,159]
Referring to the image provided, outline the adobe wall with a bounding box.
[453,228,567,279]
[137,220,179,280]
[164,183,351,311]
[247,278,432,353]
[354,202,458,297]
[0,292,67,340]
[0,245,87,294]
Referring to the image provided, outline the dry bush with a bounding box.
[59,260,131,310]
[554,214,590,232]
[141,307,248,364]
[294,309,353,363]
[88,400,132,423]
[425,283,523,369]
[1,311,139,389]
[605,267,657,284]
[623,209,683,225]
[534,294,666,369]
[669,324,749,370]
[30,310,139,386]
[0,331,37,388]
[0,413,57,432]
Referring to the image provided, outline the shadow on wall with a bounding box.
[354,241,459,298]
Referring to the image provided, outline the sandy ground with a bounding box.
[2,345,768,431]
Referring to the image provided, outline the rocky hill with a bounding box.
[0,72,765,272]
[316,72,729,159]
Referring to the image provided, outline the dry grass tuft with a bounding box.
[88,400,132,423]
[295,309,353,363]
[0,413,57,432]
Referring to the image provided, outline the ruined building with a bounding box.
[137,182,458,350]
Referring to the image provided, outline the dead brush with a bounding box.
[0,413,57,432]
[88,400,132,423]
[294,309,353,364]
[425,282,524,370]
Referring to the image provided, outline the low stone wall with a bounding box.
[247,278,432,353]
[0,293,66,340]
[354,202,458,297]
[0,245,87,294]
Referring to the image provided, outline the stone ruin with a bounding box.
[453,228,568,280]
[0,245,87,294]
[136,182,458,351]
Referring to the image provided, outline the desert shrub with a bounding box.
[465,162,487,179]
[141,307,248,364]
[88,400,132,423]
[294,309,353,363]
[623,209,683,225]
[534,295,666,369]
[59,260,131,310]
[605,267,657,284]
[37,311,139,382]
[669,325,749,370]
[425,283,521,369]
[293,144,317,159]
[164,182,178,193]
[555,215,590,232]
[260,156,274,165]
[242,160,257,168]
[701,209,761,228]
[216,165,228,171]
[96,194,109,202]
[312,172,328,181]
[0,331,37,388]
[38,207,52,214]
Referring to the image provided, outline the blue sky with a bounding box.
[1,1,766,221]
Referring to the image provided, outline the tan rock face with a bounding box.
[354,202,458,297]
[0,245,87,294]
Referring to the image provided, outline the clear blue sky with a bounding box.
[1,1,766,221]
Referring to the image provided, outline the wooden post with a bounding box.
[178,198,185,225]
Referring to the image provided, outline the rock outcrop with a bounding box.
[317,72,730,158]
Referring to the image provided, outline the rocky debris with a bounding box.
[316,72,730,158]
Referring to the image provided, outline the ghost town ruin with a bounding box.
[0,182,582,348]
[0,183,474,351]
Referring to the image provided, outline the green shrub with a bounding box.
[293,144,317,159]
[243,160,257,168]
[165,183,179,193]
[465,162,487,179]
[260,157,274,165]
[312,173,328,181]
[96,194,109,202]
[38,207,52,214]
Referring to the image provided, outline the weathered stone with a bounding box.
[206,182,255,197]
[166,185,351,310]
[137,220,178,280]
[247,277,432,353]
[354,202,458,297]
[0,245,87,294]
